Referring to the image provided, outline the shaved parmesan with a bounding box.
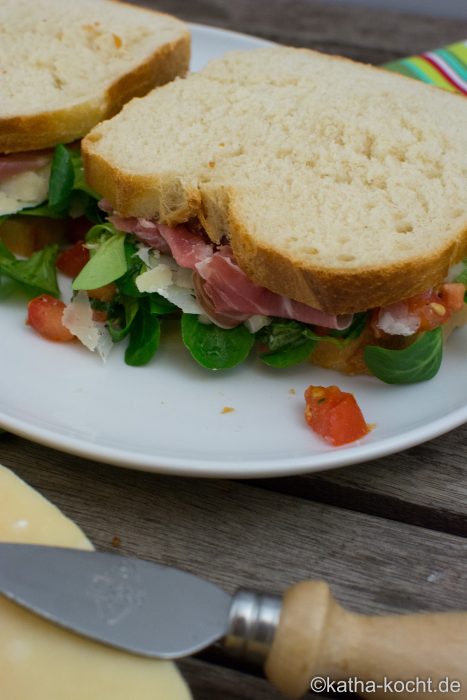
[376,303,420,336]
[0,166,50,216]
[62,291,113,361]
[158,286,203,314]
[174,268,194,289]
[133,247,201,313]
[134,244,158,267]
[245,315,271,333]
[136,265,173,293]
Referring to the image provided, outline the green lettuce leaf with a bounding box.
[125,299,161,366]
[181,314,254,369]
[364,327,443,384]
[259,320,317,367]
[0,240,59,296]
[73,226,127,290]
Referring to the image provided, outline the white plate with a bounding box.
[0,24,466,478]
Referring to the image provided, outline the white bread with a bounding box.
[83,47,467,314]
[0,0,190,153]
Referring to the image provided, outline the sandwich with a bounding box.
[34,48,467,382]
[0,0,189,260]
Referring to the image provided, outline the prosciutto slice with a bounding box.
[156,224,214,269]
[107,214,351,330]
[0,149,53,182]
[196,247,352,330]
[108,214,171,253]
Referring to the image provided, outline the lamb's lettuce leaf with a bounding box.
[181,313,254,369]
[0,240,59,296]
[73,224,126,290]
[258,320,316,367]
[125,299,161,366]
[364,327,443,384]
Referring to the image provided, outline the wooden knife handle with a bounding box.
[265,581,466,699]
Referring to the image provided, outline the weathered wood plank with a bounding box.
[133,0,467,62]
[180,658,317,700]
[1,435,466,618]
[252,423,467,537]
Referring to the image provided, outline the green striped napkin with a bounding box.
[385,40,467,95]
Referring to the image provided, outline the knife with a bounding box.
[0,543,466,700]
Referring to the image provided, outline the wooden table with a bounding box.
[2,2,467,698]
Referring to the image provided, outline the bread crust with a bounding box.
[81,142,467,314]
[227,205,467,314]
[81,45,467,314]
[0,4,190,153]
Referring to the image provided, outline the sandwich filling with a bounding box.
[1,189,465,383]
[0,150,52,216]
[108,210,353,332]
[106,209,466,334]
[0,144,102,256]
[57,208,466,381]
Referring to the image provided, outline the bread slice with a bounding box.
[0,0,190,153]
[83,47,467,314]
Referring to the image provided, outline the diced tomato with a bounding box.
[304,385,370,447]
[407,283,466,331]
[87,283,116,302]
[372,283,466,336]
[56,241,90,278]
[27,295,74,342]
[67,216,93,244]
[439,283,465,313]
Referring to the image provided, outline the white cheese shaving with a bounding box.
[136,265,173,293]
[0,165,50,216]
[174,268,194,289]
[62,291,113,361]
[133,247,202,313]
[245,315,271,333]
[377,308,420,336]
[134,244,158,267]
[157,286,203,314]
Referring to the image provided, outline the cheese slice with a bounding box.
[0,166,50,216]
[0,464,192,700]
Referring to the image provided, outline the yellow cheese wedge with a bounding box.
[0,464,192,700]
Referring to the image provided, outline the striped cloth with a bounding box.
[385,40,467,95]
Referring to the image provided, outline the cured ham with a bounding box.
[107,213,351,329]
[0,149,53,182]
[156,224,214,269]
[108,214,171,253]
[195,247,352,330]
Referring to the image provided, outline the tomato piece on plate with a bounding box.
[304,385,369,447]
[27,295,74,342]
[56,241,90,278]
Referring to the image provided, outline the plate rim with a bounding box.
[0,401,466,478]
[0,22,465,478]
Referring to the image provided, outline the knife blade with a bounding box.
[1,542,467,700]
[0,542,237,658]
